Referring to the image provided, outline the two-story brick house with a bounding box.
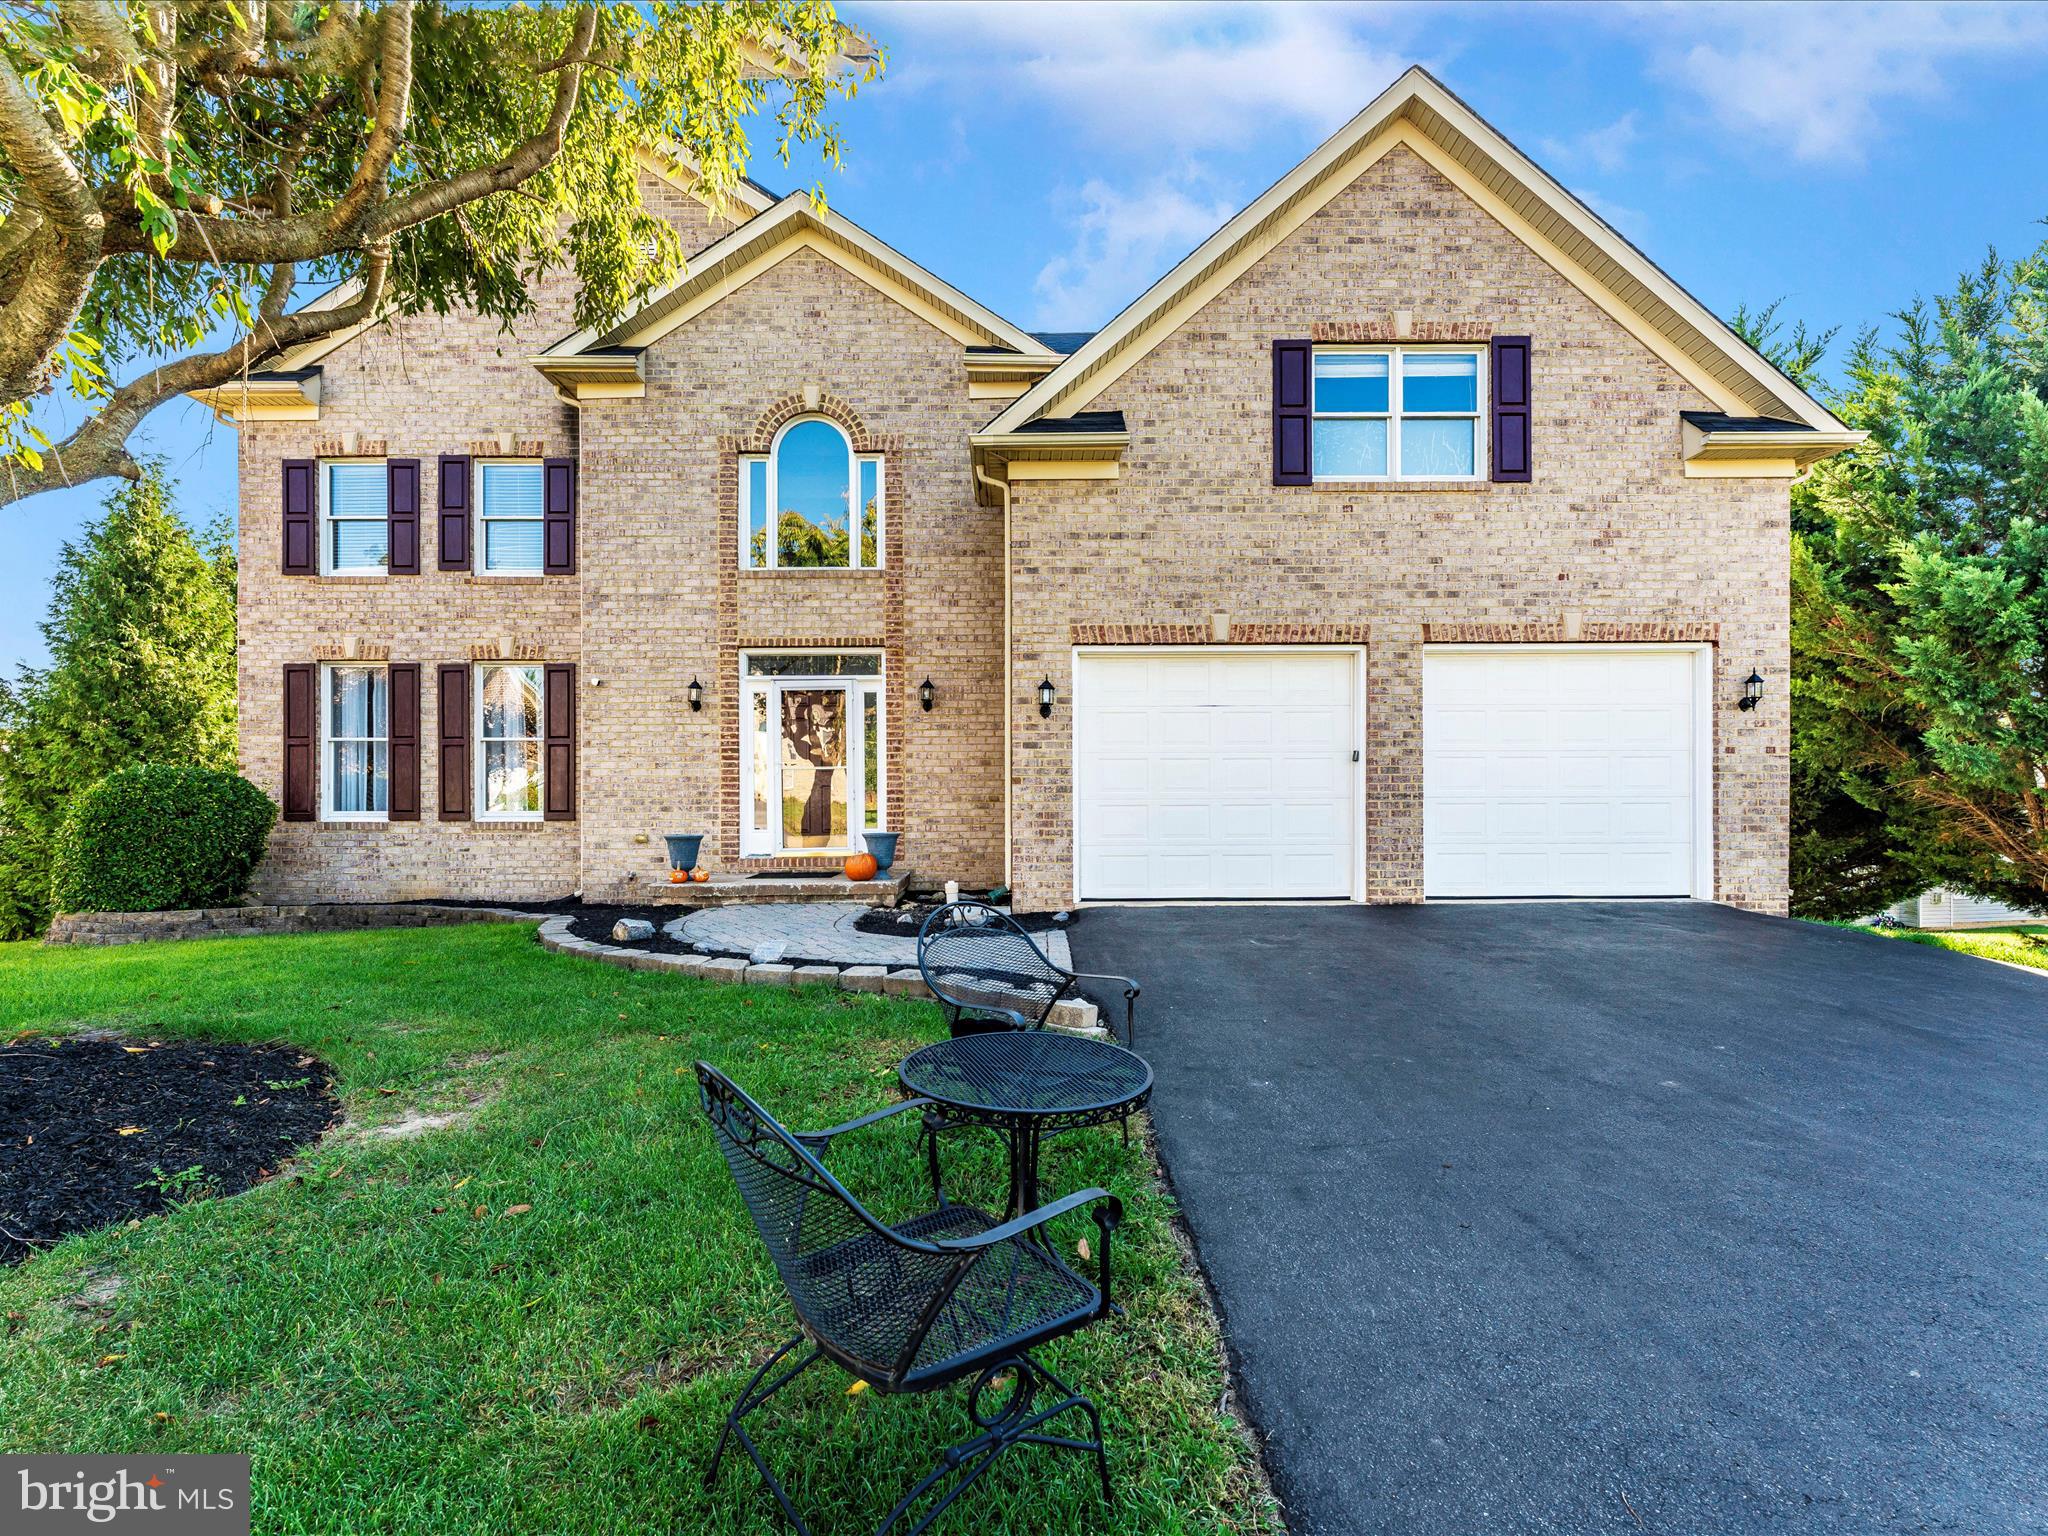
[200,70,1857,916]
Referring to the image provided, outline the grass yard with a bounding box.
[1871,924,2048,974]
[0,925,1277,1536]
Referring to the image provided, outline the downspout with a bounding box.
[973,462,1013,892]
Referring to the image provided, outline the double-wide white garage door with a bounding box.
[1072,647,1704,902]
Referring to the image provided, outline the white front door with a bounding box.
[739,653,885,857]
[1422,647,1704,897]
[1074,650,1358,900]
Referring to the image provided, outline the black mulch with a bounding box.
[564,903,700,955]
[854,903,1075,939]
[0,1036,338,1265]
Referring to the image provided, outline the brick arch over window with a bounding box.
[715,393,909,872]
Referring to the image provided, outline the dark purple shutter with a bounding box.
[437,455,472,571]
[543,663,576,821]
[543,458,576,574]
[282,663,316,820]
[388,663,421,820]
[282,460,316,573]
[437,663,471,821]
[1272,340,1313,485]
[1490,335,1532,483]
[386,459,421,573]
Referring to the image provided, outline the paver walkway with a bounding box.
[670,902,1073,969]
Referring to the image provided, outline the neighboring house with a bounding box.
[197,69,1859,915]
[1885,890,2044,930]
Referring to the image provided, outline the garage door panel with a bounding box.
[1425,650,1698,898]
[1078,652,1356,900]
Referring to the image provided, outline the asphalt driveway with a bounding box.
[1070,902,2047,1535]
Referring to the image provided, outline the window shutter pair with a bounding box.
[281,663,421,820]
[434,662,576,820]
[1269,336,1534,483]
[281,459,421,571]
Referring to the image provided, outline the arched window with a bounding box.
[740,418,883,570]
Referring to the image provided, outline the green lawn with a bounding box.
[0,926,1277,1535]
[1877,923,2048,973]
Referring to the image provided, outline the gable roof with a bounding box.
[537,191,1044,361]
[985,67,1850,440]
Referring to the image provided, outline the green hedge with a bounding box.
[52,765,276,915]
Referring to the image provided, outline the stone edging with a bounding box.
[45,903,547,946]
[534,917,1104,1034]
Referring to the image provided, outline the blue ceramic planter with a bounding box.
[664,833,705,872]
[862,831,900,872]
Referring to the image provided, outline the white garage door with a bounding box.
[1423,648,1702,897]
[1075,651,1357,900]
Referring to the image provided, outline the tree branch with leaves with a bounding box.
[0,0,879,507]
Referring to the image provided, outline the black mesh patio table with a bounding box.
[899,1031,1152,1220]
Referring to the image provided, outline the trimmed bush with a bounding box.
[52,765,276,916]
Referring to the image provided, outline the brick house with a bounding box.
[200,69,1857,916]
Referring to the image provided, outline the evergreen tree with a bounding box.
[0,464,237,936]
[1779,244,2048,916]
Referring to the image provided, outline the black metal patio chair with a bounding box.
[696,1062,1124,1536]
[917,901,1140,1046]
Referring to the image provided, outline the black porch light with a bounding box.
[1738,669,1764,712]
[919,676,936,712]
[1037,677,1056,718]
[687,676,704,713]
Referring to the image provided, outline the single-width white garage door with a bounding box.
[1423,648,1702,897]
[1075,651,1356,900]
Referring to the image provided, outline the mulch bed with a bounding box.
[564,903,700,956]
[854,903,1074,939]
[0,1036,338,1266]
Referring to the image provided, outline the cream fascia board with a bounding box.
[1683,458,1798,479]
[1004,460,1121,482]
[543,196,1043,359]
[190,373,322,423]
[1681,417,1864,469]
[989,68,1846,438]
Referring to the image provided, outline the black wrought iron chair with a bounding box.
[696,1062,1123,1536]
[917,901,1140,1046]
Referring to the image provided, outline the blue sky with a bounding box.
[9,0,2048,671]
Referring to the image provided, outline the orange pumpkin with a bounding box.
[691,869,711,883]
[669,869,689,884]
[843,852,879,881]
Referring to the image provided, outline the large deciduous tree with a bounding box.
[0,2,876,507]
[1777,247,2048,918]
[0,462,238,936]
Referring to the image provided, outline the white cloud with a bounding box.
[876,2,1419,150]
[1032,173,1243,329]
[1637,1,2048,165]
[1540,112,1639,175]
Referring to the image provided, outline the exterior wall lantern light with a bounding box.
[1037,677,1056,718]
[919,676,936,712]
[1738,670,1764,712]
[687,677,704,713]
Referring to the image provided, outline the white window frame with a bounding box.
[1312,345,1488,482]
[473,661,546,823]
[737,650,886,857]
[318,662,389,823]
[474,459,546,576]
[319,458,389,576]
[739,417,885,571]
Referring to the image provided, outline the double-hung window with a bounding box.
[740,418,884,569]
[322,664,388,819]
[476,662,544,819]
[1312,348,1485,479]
[477,462,546,574]
[323,461,388,573]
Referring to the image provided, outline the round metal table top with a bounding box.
[899,1031,1152,1123]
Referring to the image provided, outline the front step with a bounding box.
[644,868,910,908]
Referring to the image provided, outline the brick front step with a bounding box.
[644,869,910,909]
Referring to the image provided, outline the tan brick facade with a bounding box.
[1005,144,1791,914]
[233,143,1797,918]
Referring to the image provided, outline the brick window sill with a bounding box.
[1307,480,1491,494]
[739,567,887,578]
[464,573,551,584]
